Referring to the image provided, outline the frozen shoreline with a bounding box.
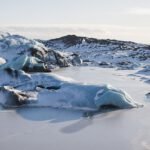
[0,67,150,150]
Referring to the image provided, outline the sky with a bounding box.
[0,0,150,43]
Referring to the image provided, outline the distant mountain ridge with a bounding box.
[38,35,150,70]
[39,35,150,51]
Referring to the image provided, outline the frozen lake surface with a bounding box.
[0,67,150,150]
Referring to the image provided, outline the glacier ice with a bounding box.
[94,85,139,109]
[0,33,82,71]
[0,68,142,110]
[0,55,48,72]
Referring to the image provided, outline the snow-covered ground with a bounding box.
[0,67,150,150]
[41,35,150,70]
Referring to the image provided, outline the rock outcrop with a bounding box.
[0,86,37,107]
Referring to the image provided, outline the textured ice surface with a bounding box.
[0,69,141,110]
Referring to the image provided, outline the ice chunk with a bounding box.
[0,55,48,72]
[94,85,141,109]
[0,55,28,70]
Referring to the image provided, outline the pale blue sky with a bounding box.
[0,0,150,43]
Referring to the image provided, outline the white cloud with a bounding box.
[128,8,150,15]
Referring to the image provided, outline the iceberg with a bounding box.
[0,55,49,72]
[0,68,142,110]
[0,33,82,72]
